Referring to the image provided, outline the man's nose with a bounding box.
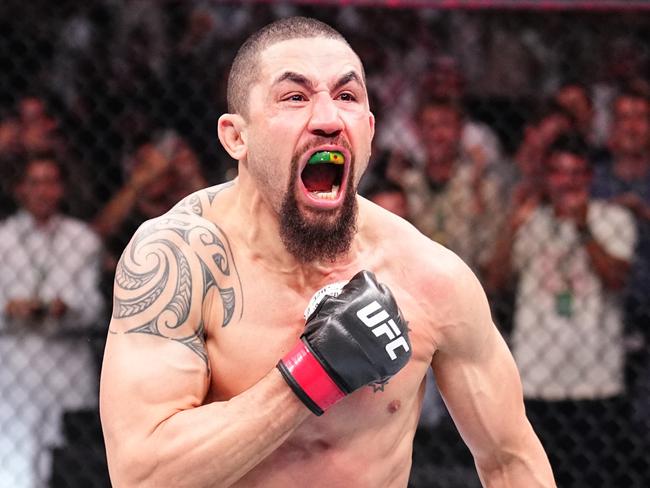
[307,92,343,137]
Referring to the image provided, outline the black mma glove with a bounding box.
[277,270,411,416]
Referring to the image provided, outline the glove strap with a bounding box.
[277,340,346,416]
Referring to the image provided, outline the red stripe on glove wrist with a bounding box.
[280,340,346,414]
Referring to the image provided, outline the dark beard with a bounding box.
[279,155,357,264]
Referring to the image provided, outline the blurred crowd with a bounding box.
[1,1,649,487]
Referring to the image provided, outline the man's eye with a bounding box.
[338,92,356,102]
[285,94,306,102]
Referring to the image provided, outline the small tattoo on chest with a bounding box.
[369,378,389,392]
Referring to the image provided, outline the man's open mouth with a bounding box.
[300,150,345,201]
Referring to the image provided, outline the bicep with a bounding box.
[433,324,526,463]
[431,264,528,465]
[100,225,210,450]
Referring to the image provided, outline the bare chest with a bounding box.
[204,261,436,422]
[208,277,428,488]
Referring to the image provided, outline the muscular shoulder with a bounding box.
[111,183,243,363]
[170,181,236,220]
[359,195,426,249]
[404,233,481,323]
[410,244,493,360]
[361,199,491,355]
[361,196,466,282]
[124,181,238,266]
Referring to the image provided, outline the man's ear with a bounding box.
[217,113,248,161]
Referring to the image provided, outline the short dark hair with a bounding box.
[227,16,355,116]
[527,100,575,128]
[546,132,590,161]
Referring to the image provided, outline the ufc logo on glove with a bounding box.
[277,270,412,415]
[356,301,410,360]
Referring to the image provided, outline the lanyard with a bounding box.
[550,218,582,318]
[16,214,61,298]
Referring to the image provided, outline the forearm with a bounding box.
[476,430,556,488]
[59,295,102,329]
[92,184,139,239]
[581,231,630,290]
[106,368,311,488]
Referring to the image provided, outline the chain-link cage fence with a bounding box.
[1,1,649,487]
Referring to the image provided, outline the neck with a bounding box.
[25,210,55,228]
[229,168,363,289]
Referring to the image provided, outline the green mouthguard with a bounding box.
[308,151,345,165]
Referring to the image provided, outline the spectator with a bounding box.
[0,155,103,488]
[481,103,575,339]
[591,35,650,147]
[93,130,208,274]
[398,97,504,273]
[479,104,575,340]
[484,133,637,487]
[591,89,650,448]
[0,96,67,216]
[506,103,576,208]
[374,55,503,177]
[13,96,64,157]
[420,55,503,171]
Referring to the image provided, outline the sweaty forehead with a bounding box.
[257,37,364,85]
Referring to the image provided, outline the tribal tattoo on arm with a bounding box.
[111,196,242,369]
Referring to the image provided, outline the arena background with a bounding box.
[0,1,649,486]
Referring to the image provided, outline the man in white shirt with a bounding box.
[0,156,104,488]
[485,133,637,487]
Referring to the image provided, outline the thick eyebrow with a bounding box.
[332,71,364,92]
[273,71,314,90]
[272,70,364,93]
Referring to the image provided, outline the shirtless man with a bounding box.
[99,16,555,488]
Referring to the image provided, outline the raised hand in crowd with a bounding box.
[93,130,207,241]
